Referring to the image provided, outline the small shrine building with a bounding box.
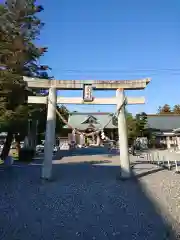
[63,112,118,145]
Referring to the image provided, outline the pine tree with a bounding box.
[0,1,49,160]
[135,112,148,137]
[157,104,171,114]
[173,104,180,114]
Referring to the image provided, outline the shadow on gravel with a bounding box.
[134,167,165,179]
[0,162,177,240]
[55,147,119,159]
[131,161,166,178]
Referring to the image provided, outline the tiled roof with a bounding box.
[146,114,180,131]
[64,113,180,131]
[64,112,117,130]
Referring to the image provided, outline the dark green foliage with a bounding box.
[135,112,148,137]
[112,111,147,140]
[0,1,47,127]
[0,1,52,159]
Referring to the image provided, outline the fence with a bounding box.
[141,150,180,173]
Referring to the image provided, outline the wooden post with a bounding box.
[92,134,95,144]
[41,87,57,180]
[116,89,131,179]
[96,135,101,146]
[166,136,171,149]
[176,136,180,150]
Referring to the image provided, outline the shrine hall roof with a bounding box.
[64,112,117,130]
[146,114,180,131]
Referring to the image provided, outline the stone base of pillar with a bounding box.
[116,171,133,181]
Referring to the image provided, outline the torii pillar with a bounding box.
[41,86,57,180]
[116,89,131,179]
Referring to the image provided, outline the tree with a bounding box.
[34,104,69,143]
[158,104,171,114]
[158,104,180,114]
[112,110,149,143]
[126,112,136,141]
[135,112,148,137]
[112,110,137,142]
[173,104,180,114]
[0,1,49,160]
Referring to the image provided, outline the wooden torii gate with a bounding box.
[24,77,151,180]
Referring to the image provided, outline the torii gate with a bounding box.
[24,77,151,180]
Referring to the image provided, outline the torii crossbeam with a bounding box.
[24,77,150,90]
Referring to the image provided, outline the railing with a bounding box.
[140,150,180,173]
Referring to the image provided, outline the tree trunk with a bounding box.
[1,132,13,160]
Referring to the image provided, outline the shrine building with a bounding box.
[63,112,118,143]
[146,114,180,149]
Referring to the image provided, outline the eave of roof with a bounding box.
[147,114,180,116]
[146,114,180,131]
[69,112,113,116]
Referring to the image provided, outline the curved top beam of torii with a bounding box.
[24,76,151,90]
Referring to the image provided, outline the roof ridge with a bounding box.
[147,114,180,116]
[70,112,112,115]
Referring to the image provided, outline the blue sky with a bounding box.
[3,0,180,114]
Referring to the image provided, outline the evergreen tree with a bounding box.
[157,104,171,114]
[0,1,49,159]
[112,111,137,141]
[158,104,180,114]
[135,112,148,137]
[173,104,180,114]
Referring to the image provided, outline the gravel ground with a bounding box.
[0,148,180,239]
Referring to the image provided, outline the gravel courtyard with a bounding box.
[0,148,180,239]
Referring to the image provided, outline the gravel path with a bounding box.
[0,148,180,239]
